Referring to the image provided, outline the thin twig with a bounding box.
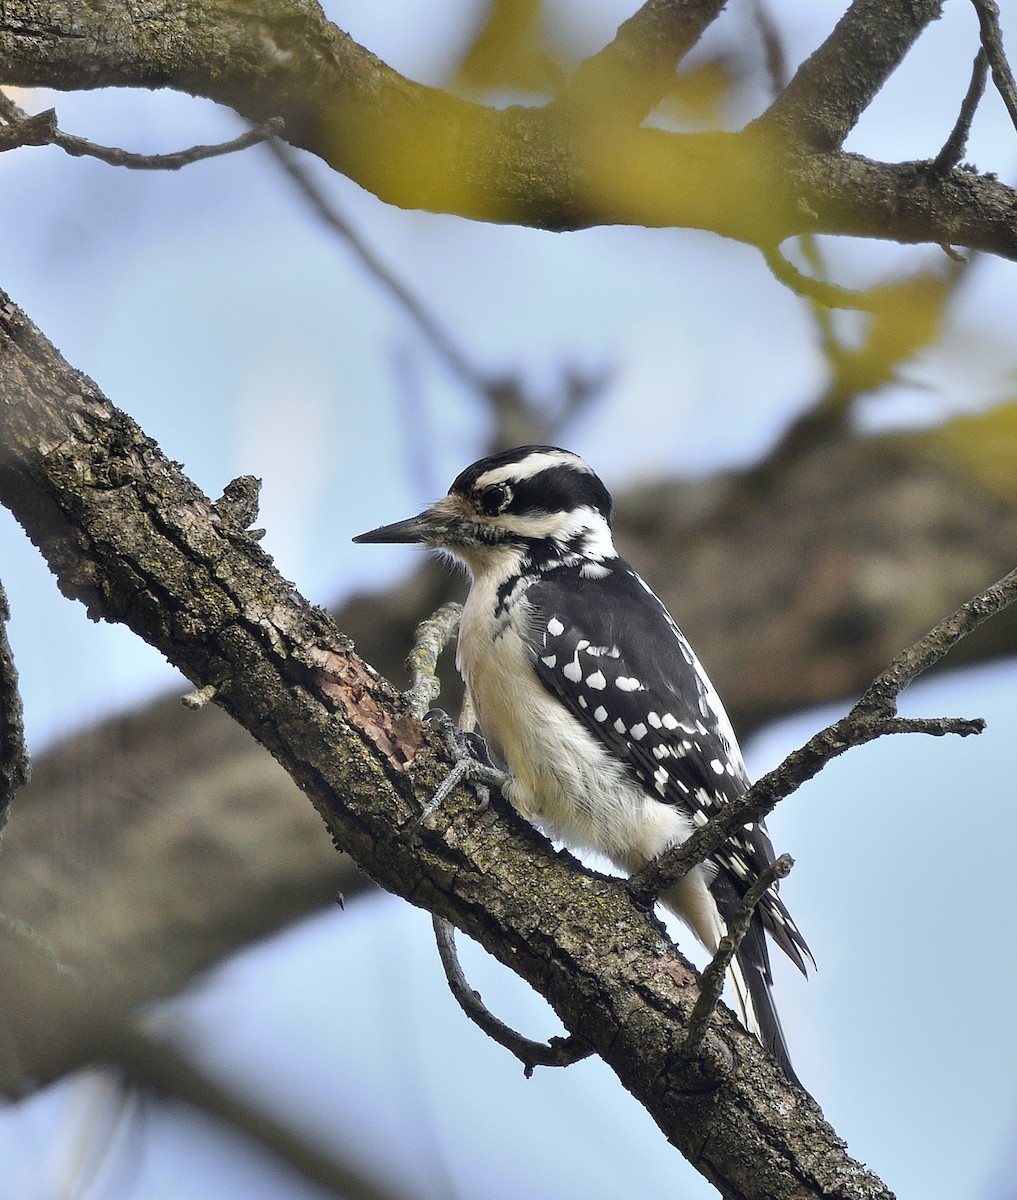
[683,855,792,1057]
[750,0,789,96]
[971,0,1017,134]
[630,563,1015,900]
[852,560,1017,715]
[750,1,853,419]
[930,48,989,175]
[53,117,284,170]
[267,133,608,456]
[432,915,593,1076]
[761,244,884,311]
[404,602,462,720]
[0,91,283,169]
[750,3,845,360]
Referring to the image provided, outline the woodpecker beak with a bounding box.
[353,494,470,545]
[352,511,434,544]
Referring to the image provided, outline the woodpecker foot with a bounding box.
[420,709,507,822]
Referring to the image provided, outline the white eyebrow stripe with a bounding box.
[473,451,591,488]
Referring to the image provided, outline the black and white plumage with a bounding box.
[354,445,812,1081]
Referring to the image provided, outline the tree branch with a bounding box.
[930,49,989,176]
[757,0,943,150]
[431,916,592,1075]
[116,1024,425,1200]
[852,560,1017,716]
[683,855,793,1059]
[402,601,464,721]
[0,286,899,1198]
[561,0,727,122]
[972,0,1017,134]
[1,1,1016,259]
[53,116,284,170]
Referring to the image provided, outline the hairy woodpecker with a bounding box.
[354,445,811,1080]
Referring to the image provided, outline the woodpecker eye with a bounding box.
[478,483,512,516]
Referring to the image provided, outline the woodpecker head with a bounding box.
[353,445,617,572]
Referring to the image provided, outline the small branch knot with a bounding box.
[213,475,263,533]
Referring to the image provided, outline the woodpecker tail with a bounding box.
[659,870,802,1085]
[710,910,801,1086]
[735,912,802,1087]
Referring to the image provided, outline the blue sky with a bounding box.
[1,1,1017,1197]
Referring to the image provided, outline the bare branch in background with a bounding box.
[2,3,1013,253]
[267,137,609,457]
[759,0,943,150]
[116,1025,427,1200]
[750,0,789,97]
[562,0,728,121]
[266,139,489,395]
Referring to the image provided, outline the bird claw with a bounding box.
[420,709,507,822]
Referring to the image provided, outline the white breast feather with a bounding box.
[458,575,695,870]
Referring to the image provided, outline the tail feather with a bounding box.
[660,869,805,1085]
[708,873,804,1086]
[724,954,753,1032]
[737,919,802,1087]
